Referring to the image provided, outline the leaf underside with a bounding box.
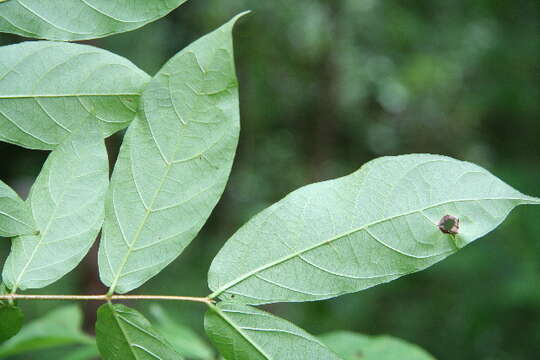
[0,41,150,150]
[0,180,34,238]
[204,302,340,360]
[96,303,182,360]
[99,14,246,294]
[2,123,109,291]
[0,0,188,41]
[208,154,540,305]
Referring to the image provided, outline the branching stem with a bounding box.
[0,293,214,305]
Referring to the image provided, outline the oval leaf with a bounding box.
[319,331,435,360]
[0,304,23,343]
[2,123,109,291]
[96,303,182,360]
[204,302,339,360]
[0,305,92,358]
[99,13,247,294]
[0,180,34,238]
[0,41,150,150]
[208,154,540,304]
[0,0,188,41]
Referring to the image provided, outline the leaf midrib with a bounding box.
[0,93,141,99]
[109,305,139,360]
[210,196,529,298]
[211,305,271,360]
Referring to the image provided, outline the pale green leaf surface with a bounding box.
[96,303,182,360]
[63,344,100,360]
[0,41,150,150]
[2,123,109,291]
[150,304,214,359]
[0,179,34,237]
[0,305,93,358]
[99,13,246,294]
[319,331,436,360]
[208,154,540,304]
[204,302,340,360]
[0,0,188,41]
[0,304,23,343]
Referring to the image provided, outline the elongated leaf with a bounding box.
[0,41,150,150]
[150,304,214,359]
[204,302,339,360]
[99,13,247,294]
[208,154,540,304]
[64,344,100,360]
[96,303,182,360]
[0,305,93,358]
[0,304,23,343]
[2,123,108,291]
[0,180,34,237]
[0,0,188,41]
[319,331,435,360]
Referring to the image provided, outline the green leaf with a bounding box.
[204,302,339,360]
[0,41,150,150]
[0,180,34,238]
[0,304,23,343]
[208,154,540,304]
[63,344,100,360]
[96,303,182,360]
[319,331,436,360]
[0,0,189,41]
[2,123,109,291]
[0,305,93,358]
[99,13,247,294]
[149,304,214,359]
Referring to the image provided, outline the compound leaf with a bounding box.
[99,13,247,294]
[204,302,339,360]
[0,304,23,343]
[0,180,34,238]
[0,41,150,150]
[319,331,435,360]
[208,154,540,304]
[96,303,182,360]
[0,0,188,41]
[2,123,108,291]
[0,305,93,358]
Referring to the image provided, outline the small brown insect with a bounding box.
[438,215,460,235]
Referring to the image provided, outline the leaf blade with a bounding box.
[208,154,540,304]
[0,305,92,358]
[0,41,150,150]
[149,304,214,359]
[96,303,182,360]
[204,302,340,360]
[0,0,188,41]
[319,331,436,360]
[2,123,109,291]
[0,180,34,238]
[0,304,23,343]
[99,13,246,294]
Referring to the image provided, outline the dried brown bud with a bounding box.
[438,215,460,235]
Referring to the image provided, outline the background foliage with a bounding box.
[1,0,539,359]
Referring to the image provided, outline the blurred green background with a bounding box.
[1,0,540,359]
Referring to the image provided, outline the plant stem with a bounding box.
[0,293,214,304]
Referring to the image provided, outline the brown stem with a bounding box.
[0,294,214,305]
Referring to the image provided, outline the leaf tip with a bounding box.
[228,10,253,27]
